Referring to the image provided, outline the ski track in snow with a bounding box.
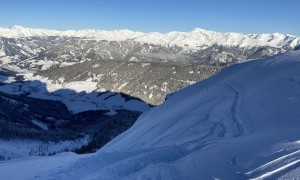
[228,83,245,137]
[246,149,300,179]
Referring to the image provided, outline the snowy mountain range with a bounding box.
[1,25,299,68]
[1,50,300,179]
[1,25,299,49]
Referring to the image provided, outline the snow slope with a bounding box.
[0,136,89,160]
[0,25,299,49]
[1,51,300,179]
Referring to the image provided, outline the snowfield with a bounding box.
[1,50,300,179]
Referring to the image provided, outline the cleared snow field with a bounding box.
[1,51,300,179]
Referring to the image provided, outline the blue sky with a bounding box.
[0,0,299,35]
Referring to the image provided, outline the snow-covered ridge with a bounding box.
[0,25,299,49]
[0,25,144,41]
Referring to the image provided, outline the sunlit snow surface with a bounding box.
[1,51,300,179]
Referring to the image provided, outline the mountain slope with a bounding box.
[1,51,300,179]
[37,60,220,105]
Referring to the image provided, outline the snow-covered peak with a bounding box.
[10,25,26,30]
[0,26,144,41]
[0,25,299,49]
[191,27,216,34]
[0,25,61,38]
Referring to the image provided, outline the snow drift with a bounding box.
[1,51,300,179]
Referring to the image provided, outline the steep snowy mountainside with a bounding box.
[105,51,300,151]
[2,51,299,179]
[97,50,300,179]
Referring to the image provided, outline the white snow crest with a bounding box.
[0,26,299,49]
